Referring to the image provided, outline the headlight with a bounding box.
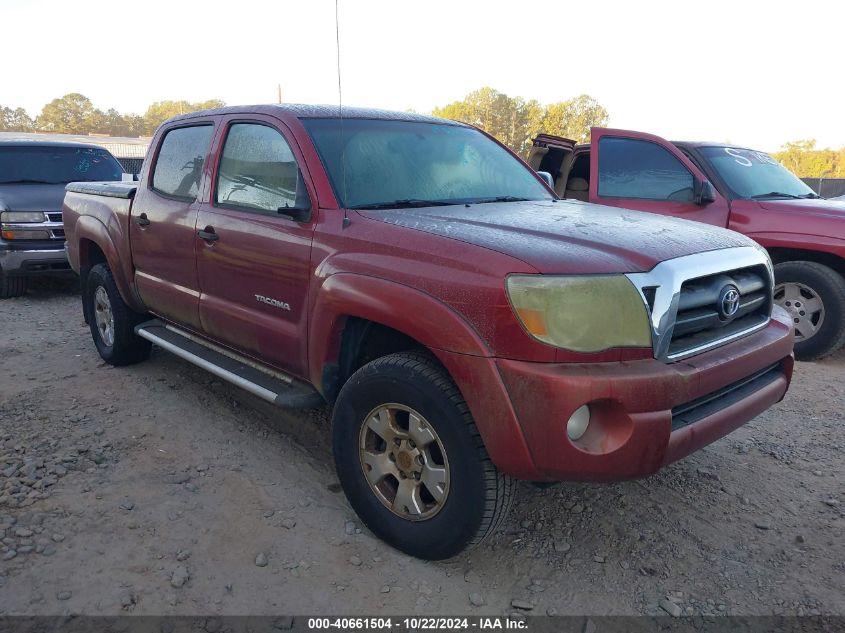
[506,274,653,352]
[0,211,47,223]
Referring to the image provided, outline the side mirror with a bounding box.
[536,171,555,188]
[121,173,140,182]
[277,170,311,222]
[694,179,717,205]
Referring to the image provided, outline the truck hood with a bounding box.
[360,199,753,274]
[757,197,845,223]
[0,183,68,212]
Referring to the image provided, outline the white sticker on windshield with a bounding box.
[725,147,752,167]
[754,151,779,166]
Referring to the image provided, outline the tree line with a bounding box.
[431,87,608,158]
[771,140,845,180]
[1,88,609,158]
[0,94,224,137]
[5,89,841,179]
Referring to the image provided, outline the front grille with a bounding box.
[668,265,771,358]
[671,361,785,430]
[46,212,62,223]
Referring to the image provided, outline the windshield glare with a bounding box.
[0,146,124,184]
[302,118,553,208]
[701,146,815,199]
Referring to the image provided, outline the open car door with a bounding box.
[528,134,576,196]
[588,127,730,228]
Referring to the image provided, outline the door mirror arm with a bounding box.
[694,179,717,205]
[277,169,312,221]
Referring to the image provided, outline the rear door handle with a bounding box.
[197,227,219,242]
[135,213,150,226]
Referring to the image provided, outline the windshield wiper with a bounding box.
[800,192,823,199]
[750,191,805,200]
[470,196,534,204]
[350,199,455,210]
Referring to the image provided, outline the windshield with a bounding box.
[301,118,553,208]
[0,145,124,184]
[700,146,817,199]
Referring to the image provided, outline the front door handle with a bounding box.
[135,213,150,226]
[197,227,219,242]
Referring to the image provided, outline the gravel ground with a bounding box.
[0,278,842,616]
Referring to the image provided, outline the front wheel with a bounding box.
[85,263,151,366]
[774,261,845,361]
[332,352,514,560]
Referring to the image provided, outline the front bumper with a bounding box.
[493,307,794,481]
[0,241,71,276]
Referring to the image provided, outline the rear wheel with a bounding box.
[774,261,845,361]
[0,272,27,299]
[332,352,514,560]
[85,263,151,366]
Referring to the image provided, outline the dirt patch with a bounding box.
[0,278,842,616]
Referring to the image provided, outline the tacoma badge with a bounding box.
[255,294,291,311]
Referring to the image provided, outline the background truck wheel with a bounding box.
[774,261,845,361]
[0,272,27,298]
[85,263,151,366]
[332,352,514,560]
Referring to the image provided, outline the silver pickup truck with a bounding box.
[0,140,124,297]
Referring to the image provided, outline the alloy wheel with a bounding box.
[358,403,450,521]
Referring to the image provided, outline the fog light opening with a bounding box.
[566,404,591,441]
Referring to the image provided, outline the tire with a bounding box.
[332,351,514,560]
[774,261,845,361]
[0,272,27,298]
[85,263,151,366]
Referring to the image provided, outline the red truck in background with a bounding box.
[63,105,793,559]
[530,128,845,360]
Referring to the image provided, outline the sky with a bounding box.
[1,0,843,152]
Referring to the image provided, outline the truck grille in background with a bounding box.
[43,211,64,240]
[668,265,771,358]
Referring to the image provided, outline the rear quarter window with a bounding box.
[152,125,214,201]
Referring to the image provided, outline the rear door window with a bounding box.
[152,125,214,201]
[598,137,694,202]
[215,123,305,213]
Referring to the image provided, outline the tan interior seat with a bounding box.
[565,177,589,201]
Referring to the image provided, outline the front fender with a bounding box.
[309,273,541,479]
[749,232,845,258]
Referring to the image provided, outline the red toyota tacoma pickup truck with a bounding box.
[63,105,793,559]
[530,128,845,360]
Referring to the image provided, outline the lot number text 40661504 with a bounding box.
[307,617,528,631]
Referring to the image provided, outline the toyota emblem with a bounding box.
[719,285,741,319]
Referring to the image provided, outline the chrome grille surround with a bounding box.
[625,246,774,362]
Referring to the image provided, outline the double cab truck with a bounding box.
[63,105,794,559]
[530,128,845,360]
[0,139,124,297]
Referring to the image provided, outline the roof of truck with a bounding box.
[164,104,462,127]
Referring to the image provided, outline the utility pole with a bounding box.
[277,84,282,104]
